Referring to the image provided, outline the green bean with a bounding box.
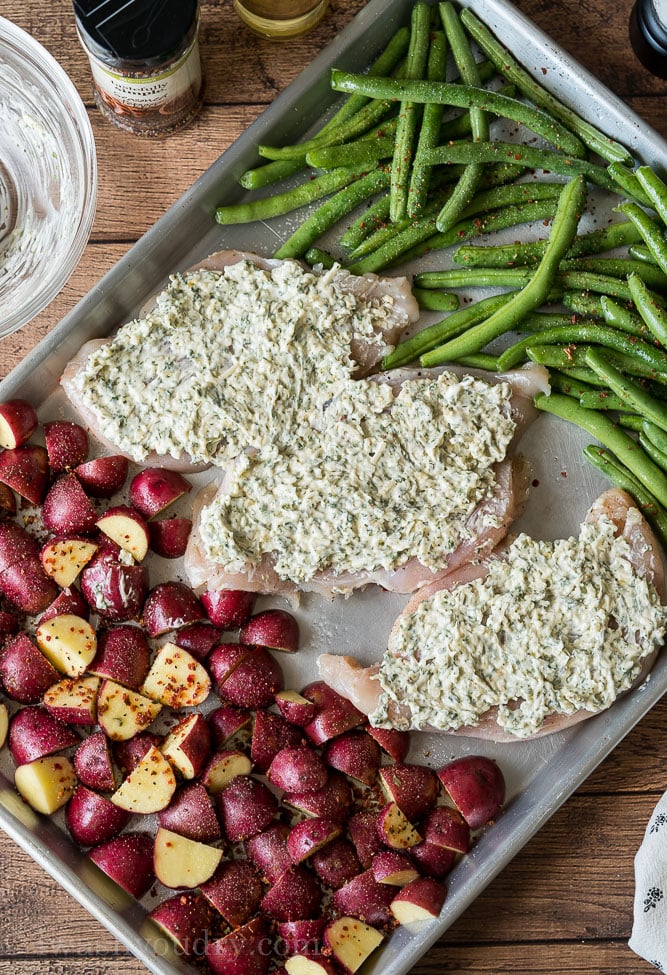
[607,162,653,206]
[585,348,667,431]
[636,165,667,224]
[274,167,390,259]
[330,72,587,159]
[417,266,635,299]
[561,257,667,289]
[387,198,560,270]
[618,414,645,431]
[455,353,500,370]
[382,292,515,369]
[421,141,616,191]
[521,312,600,332]
[639,432,667,473]
[579,390,635,411]
[434,3,488,233]
[307,135,395,170]
[582,445,667,544]
[553,364,608,385]
[559,292,606,319]
[420,175,586,366]
[527,344,667,384]
[390,3,432,222]
[408,30,448,216]
[549,370,600,398]
[354,198,560,274]
[627,272,667,347]
[412,287,460,311]
[215,165,371,225]
[498,322,667,372]
[629,243,659,264]
[615,201,667,275]
[239,158,305,191]
[643,419,667,453]
[453,219,645,269]
[458,8,632,165]
[304,248,335,268]
[600,294,649,337]
[534,392,667,507]
[257,27,411,162]
[559,271,635,301]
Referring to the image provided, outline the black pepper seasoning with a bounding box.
[73,0,204,137]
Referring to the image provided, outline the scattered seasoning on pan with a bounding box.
[73,0,204,137]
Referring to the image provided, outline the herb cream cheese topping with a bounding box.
[74,258,517,583]
[372,511,667,737]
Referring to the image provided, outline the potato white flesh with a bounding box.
[201,751,253,794]
[43,675,100,725]
[14,756,77,814]
[160,713,211,779]
[141,642,211,708]
[41,538,98,588]
[0,702,7,749]
[35,614,97,677]
[97,679,162,741]
[324,916,383,974]
[154,827,223,889]
[111,745,176,813]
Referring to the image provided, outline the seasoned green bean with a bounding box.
[579,390,635,411]
[549,370,600,398]
[534,393,667,507]
[330,72,587,158]
[239,158,305,191]
[274,167,390,259]
[382,292,515,369]
[498,322,667,372]
[583,445,667,544]
[600,295,649,337]
[616,202,667,275]
[390,2,432,222]
[639,433,667,473]
[527,344,667,384]
[215,165,371,225]
[607,162,653,206]
[304,248,335,268]
[585,348,667,431]
[627,272,667,347]
[408,30,448,216]
[636,165,667,224]
[412,287,460,311]
[454,353,500,370]
[642,419,667,455]
[307,134,395,170]
[561,257,667,290]
[629,243,659,264]
[458,8,632,164]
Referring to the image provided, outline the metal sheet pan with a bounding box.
[2,1,667,973]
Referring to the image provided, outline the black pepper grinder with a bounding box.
[630,0,667,79]
[73,0,204,137]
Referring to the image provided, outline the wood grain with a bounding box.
[0,0,665,973]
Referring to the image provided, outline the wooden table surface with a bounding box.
[0,1,666,973]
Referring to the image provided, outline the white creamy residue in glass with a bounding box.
[372,511,667,737]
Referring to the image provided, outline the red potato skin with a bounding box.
[208,642,254,688]
[88,624,151,690]
[0,399,38,449]
[0,521,41,574]
[251,708,304,774]
[301,681,365,746]
[379,764,441,823]
[371,850,419,885]
[260,865,322,922]
[200,859,264,927]
[80,556,148,621]
[276,919,327,958]
[88,832,156,898]
[73,730,116,792]
[422,805,471,854]
[323,730,381,786]
[41,473,98,535]
[409,840,457,879]
[437,755,506,829]
[268,745,329,794]
[8,706,80,765]
[348,810,385,869]
[310,837,362,890]
[43,676,99,726]
[205,916,271,975]
[333,869,395,927]
[129,467,191,519]
[174,621,220,660]
[0,610,18,638]
[157,781,221,843]
[150,892,214,958]
[218,648,284,709]
[0,556,59,614]
[217,774,279,843]
[390,876,447,919]
[65,785,130,847]
[149,517,192,558]
[0,444,49,504]
[274,692,318,727]
[286,817,342,865]
[163,712,212,780]
[0,481,16,518]
[201,588,257,630]
[246,822,293,884]
[113,731,162,774]
[284,771,352,825]
[364,724,410,764]
[75,455,129,498]
[142,580,205,637]
[0,632,60,703]
[207,704,252,748]
[43,421,89,472]
[39,585,90,623]
[240,608,300,653]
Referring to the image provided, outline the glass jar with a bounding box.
[233,0,329,40]
[630,0,667,79]
[73,0,204,136]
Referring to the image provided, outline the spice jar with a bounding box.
[233,0,329,39]
[73,0,204,137]
[630,0,667,79]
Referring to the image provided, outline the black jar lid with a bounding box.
[74,0,199,64]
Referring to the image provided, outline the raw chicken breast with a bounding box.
[318,489,666,740]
